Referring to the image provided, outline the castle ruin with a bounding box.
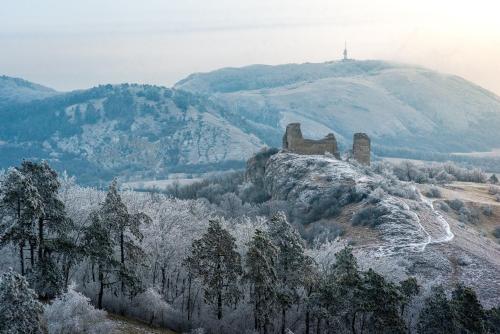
[353,133,371,166]
[282,123,371,165]
[283,123,340,159]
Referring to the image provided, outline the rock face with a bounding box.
[282,123,339,158]
[353,133,371,165]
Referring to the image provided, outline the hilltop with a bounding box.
[2,60,500,183]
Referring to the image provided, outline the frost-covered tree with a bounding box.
[399,277,420,318]
[83,211,119,309]
[450,284,485,334]
[360,269,406,334]
[44,284,114,334]
[417,285,457,334]
[316,247,362,333]
[184,219,242,320]
[0,168,41,275]
[0,161,73,298]
[0,268,44,334]
[19,161,71,264]
[100,180,150,295]
[245,229,279,334]
[268,213,314,334]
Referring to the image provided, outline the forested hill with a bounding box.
[0,84,264,185]
[3,60,500,184]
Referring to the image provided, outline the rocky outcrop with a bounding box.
[353,133,371,165]
[282,123,339,158]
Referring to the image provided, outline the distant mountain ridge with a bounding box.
[0,75,59,107]
[2,60,500,184]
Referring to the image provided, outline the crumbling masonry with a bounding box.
[283,123,340,159]
[353,133,371,166]
[282,123,371,165]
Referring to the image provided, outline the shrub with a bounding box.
[482,205,493,217]
[493,227,500,239]
[426,186,442,198]
[44,285,114,334]
[489,185,500,195]
[496,194,500,203]
[449,199,465,211]
[439,202,450,212]
[458,207,480,224]
[0,269,44,334]
[351,205,390,227]
[368,187,386,204]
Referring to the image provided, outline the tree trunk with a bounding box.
[351,311,357,334]
[305,309,310,334]
[29,243,35,267]
[281,307,286,334]
[217,290,223,320]
[187,275,192,321]
[161,267,166,294]
[19,242,25,275]
[38,217,44,262]
[316,318,321,334]
[120,230,125,293]
[98,269,104,309]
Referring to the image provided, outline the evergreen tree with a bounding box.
[399,277,420,317]
[317,247,363,333]
[83,211,119,309]
[19,161,70,264]
[100,180,150,295]
[360,269,406,334]
[485,306,500,334]
[417,285,457,334]
[245,229,279,334]
[0,168,42,275]
[184,219,242,320]
[451,284,485,334]
[489,174,499,184]
[0,268,44,334]
[268,213,314,334]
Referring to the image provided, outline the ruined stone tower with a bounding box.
[283,123,339,158]
[353,133,371,165]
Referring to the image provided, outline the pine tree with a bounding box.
[485,306,500,333]
[83,211,119,309]
[268,213,314,334]
[417,285,457,334]
[360,269,406,334]
[0,268,44,334]
[0,168,42,275]
[399,277,420,317]
[184,219,242,320]
[489,174,499,184]
[319,247,363,333]
[245,229,279,334]
[19,161,70,264]
[451,284,485,334]
[100,180,150,295]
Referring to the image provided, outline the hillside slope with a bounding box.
[259,152,500,307]
[0,75,59,107]
[2,60,500,184]
[0,84,263,184]
[176,60,500,153]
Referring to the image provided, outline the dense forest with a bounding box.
[0,160,499,333]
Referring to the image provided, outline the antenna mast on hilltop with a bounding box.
[343,41,348,61]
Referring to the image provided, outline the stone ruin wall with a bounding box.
[282,123,340,159]
[353,133,371,165]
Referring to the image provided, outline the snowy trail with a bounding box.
[419,193,455,244]
[360,187,454,258]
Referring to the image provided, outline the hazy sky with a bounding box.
[1,0,500,94]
